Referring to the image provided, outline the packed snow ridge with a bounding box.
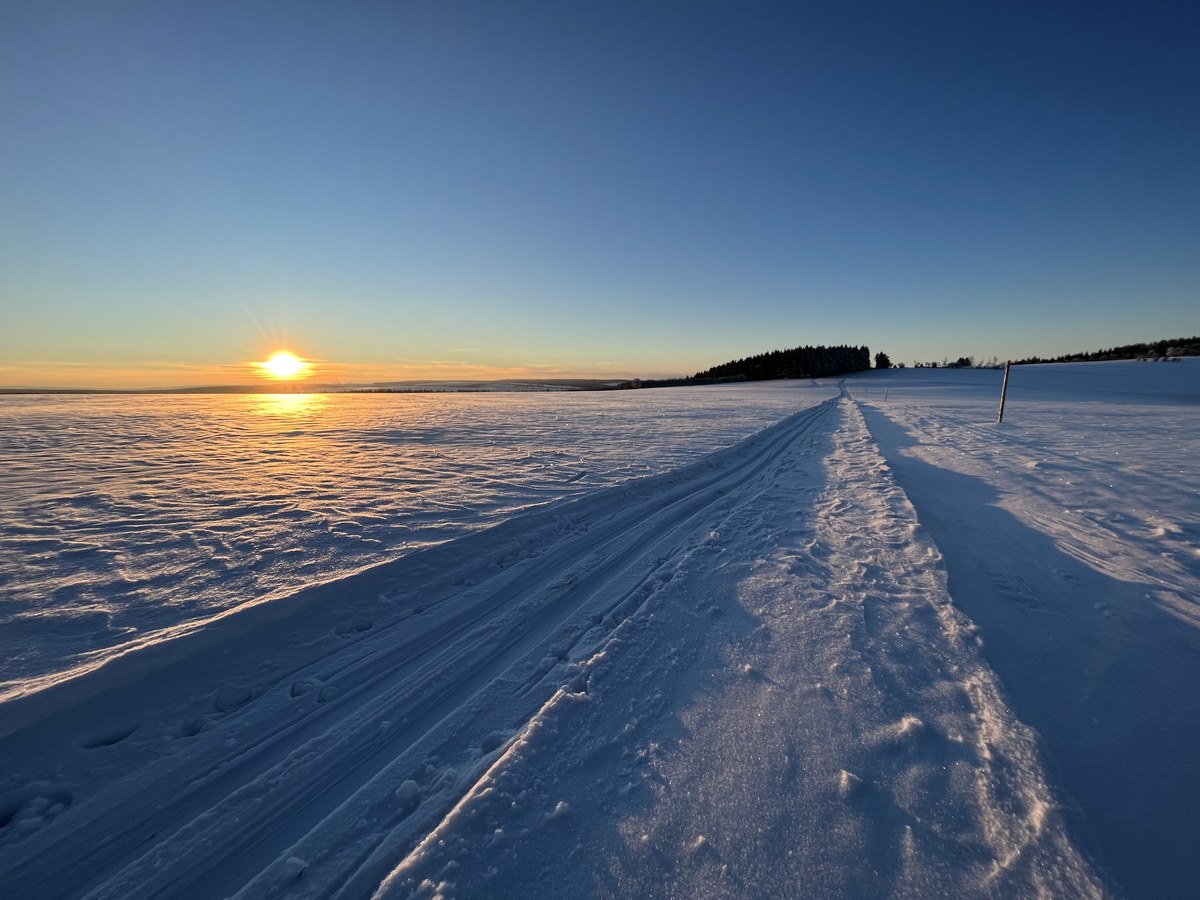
[1,360,1197,898]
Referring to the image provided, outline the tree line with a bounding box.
[1013,336,1200,366]
[693,344,872,381]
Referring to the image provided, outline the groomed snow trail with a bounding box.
[1,400,819,897]
[0,397,1105,898]
[0,384,828,696]
[856,363,1200,899]
[377,398,1105,899]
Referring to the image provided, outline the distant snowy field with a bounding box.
[1,360,1197,899]
[0,381,834,694]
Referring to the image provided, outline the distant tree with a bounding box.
[874,352,891,369]
[1012,335,1200,366]
[693,343,871,381]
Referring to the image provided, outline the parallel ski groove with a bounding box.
[2,401,833,899]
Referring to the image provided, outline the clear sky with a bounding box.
[2,0,1197,388]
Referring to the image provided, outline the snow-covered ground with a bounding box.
[1,360,1196,898]
[853,359,1200,899]
[0,381,832,697]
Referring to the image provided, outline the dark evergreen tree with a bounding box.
[875,352,891,369]
[694,344,871,381]
[1012,336,1200,365]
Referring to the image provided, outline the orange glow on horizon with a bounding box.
[0,357,651,390]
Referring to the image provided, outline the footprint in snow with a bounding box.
[213,685,254,713]
[0,786,72,837]
[81,724,139,750]
[291,677,319,697]
[480,731,508,754]
[874,715,939,755]
[395,779,421,815]
[334,615,375,635]
[317,685,341,703]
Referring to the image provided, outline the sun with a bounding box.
[258,350,311,380]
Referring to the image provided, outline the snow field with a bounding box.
[2,399,851,897]
[377,398,1104,898]
[3,361,1194,897]
[853,359,1200,898]
[0,382,831,697]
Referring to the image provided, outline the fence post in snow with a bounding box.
[997,360,1011,423]
[884,386,889,401]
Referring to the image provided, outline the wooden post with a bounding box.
[884,386,889,401]
[997,360,1011,423]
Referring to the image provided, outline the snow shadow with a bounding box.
[861,406,1200,899]
[381,411,851,898]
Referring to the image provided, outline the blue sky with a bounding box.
[2,1,1196,387]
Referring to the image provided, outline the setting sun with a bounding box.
[258,350,311,380]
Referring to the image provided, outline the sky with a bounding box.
[1,0,1197,388]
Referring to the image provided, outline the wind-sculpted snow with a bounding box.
[2,361,1193,897]
[0,382,830,695]
[0,393,1105,899]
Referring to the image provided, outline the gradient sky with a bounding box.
[2,0,1197,388]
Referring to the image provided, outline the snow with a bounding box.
[0,381,831,697]
[379,397,1100,899]
[851,359,1200,899]
[1,359,1197,898]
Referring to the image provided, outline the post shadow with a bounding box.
[861,406,1200,899]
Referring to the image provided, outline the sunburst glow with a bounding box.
[258,350,311,380]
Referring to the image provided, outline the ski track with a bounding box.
[9,373,1169,897]
[0,385,824,696]
[376,397,1105,899]
[4,401,855,898]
